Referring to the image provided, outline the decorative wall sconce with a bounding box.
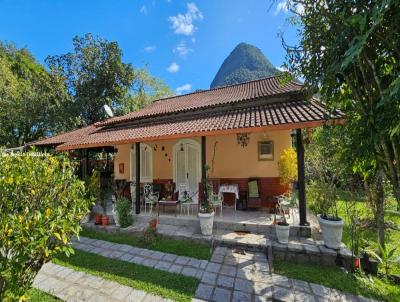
[236,133,250,147]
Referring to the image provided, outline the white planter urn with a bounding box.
[198,212,215,236]
[317,215,344,249]
[276,224,290,244]
[112,204,120,227]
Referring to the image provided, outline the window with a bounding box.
[131,143,153,182]
[258,141,274,161]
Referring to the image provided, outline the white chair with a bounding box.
[177,183,198,215]
[209,191,223,216]
[144,183,159,214]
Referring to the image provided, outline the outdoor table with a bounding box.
[157,199,180,217]
[218,183,239,211]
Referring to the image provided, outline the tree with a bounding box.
[46,34,173,127]
[0,44,72,147]
[282,0,400,246]
[0,151,91,301]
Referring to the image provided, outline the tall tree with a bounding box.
[0,44,71,147]
[46,34,173,127]
[282,0,400,245]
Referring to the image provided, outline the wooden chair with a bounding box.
[247,178,261,209]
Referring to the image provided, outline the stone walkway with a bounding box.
[193,246,376,302]
[34,262,171,302]
[72,236,209,278]
[35,236,376,302]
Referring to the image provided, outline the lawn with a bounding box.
[80,227,212,260]
[274,260,400,302]
[54,249,199,302]
[27,288,60,302]
[335,199,400,275]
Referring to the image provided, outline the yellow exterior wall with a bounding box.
[113,130,292,180]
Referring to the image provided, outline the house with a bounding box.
[30,76,341,225]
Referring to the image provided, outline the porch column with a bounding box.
[296,129,308,225]
[201,136,208,206]
[135,142,141,214]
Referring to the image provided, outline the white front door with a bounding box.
[173,139,200,199]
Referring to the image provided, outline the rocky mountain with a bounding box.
[210,42,280,89]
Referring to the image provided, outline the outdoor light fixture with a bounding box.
[236,133,250,147]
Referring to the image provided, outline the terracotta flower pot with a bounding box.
[95,213,102,225]
[101,215,109,226]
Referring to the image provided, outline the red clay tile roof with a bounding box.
[28,125,98,146]
[96,76,303,127]
[28,77,342,151]
[56,99,342,151]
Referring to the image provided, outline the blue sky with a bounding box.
[0,0,297,93]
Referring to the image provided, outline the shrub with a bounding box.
[278,148,298,190]
[116,197,133,228]
[0,151,91,301]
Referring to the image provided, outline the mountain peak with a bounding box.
[210,43,280,89]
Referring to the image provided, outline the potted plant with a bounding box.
[198,163,216,236]
[275,199,290,244]
[310,181,344,249]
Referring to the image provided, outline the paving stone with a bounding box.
[218,264,236,276]
[65,270,86,283]
[216,275,235,288]
[205,262,221,273]
[294,291,317,302]
[272,274,291,288]
[214,246,228,255]
[212,287,231,302]
[232,290,252,302]
[273,286,294,302]
[140,249,154,257]
[175,256,190,265]
[292,279,311,293]
[119,253,135,262]
[168,264,183,274]
[310,282,331,297]
[112,285,134,300]
[199,260,208,269]
[195,270,204,279]
[108,250,124,259]
[201,272,217,285]
[211,254,225,263]
[150,251,165,260]
[124,290,147,302]
[234,278,253,293]
[182,267,198,277]
[142,258,158,268]
[55,267,73,279]
[162,253,177,262]
[154,261,172,271]
[195,283,214,300]
[188,258,201,268]
[253,281,273,295]
[130,256,145,264]
[101,241,115,248]
[38,276,70,294]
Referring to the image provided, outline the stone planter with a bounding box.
[276,223,290,244]
[198,211,215,236]
[317,215,344,249]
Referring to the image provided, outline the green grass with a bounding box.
[274,260,400,302]
[336,199,400,275]
[27,288,60,302]
[54,249,199,302]
[80,228,211,260]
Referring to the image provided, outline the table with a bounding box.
[157,200,180,217]
[218,183,239,211]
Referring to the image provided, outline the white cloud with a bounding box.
[173,41,192,57]
[275,0,288,15]
[276,66,288,72]
[167,62,180,73]
[140,5,148,15]
[144,46,156,53]
[274,0,304,15]
[176,83,192,94]
[168,2,203,36]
